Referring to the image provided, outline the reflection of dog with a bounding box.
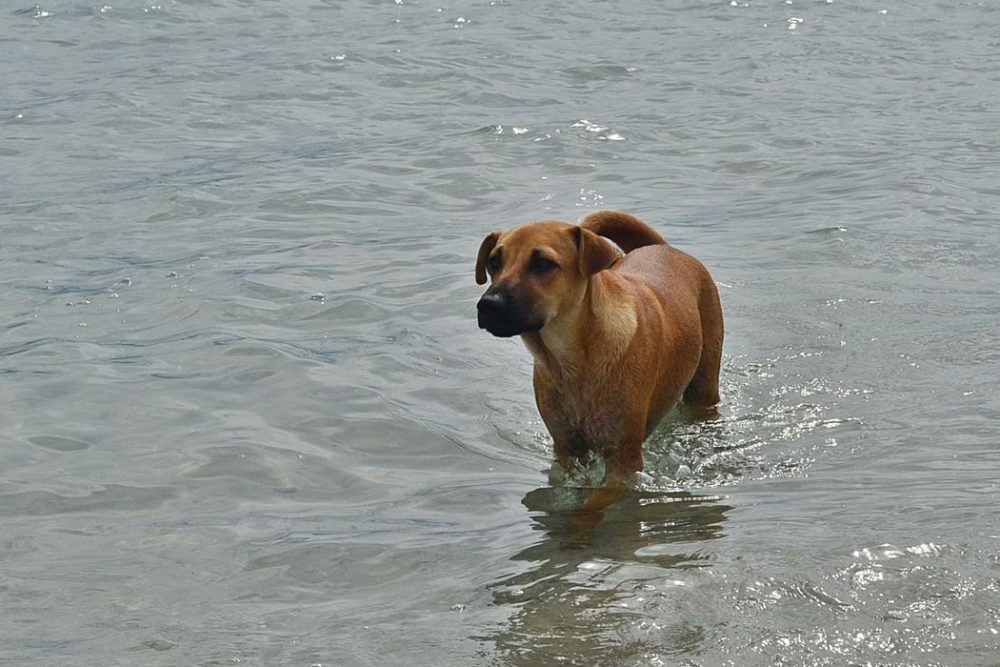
[476,210,723,510]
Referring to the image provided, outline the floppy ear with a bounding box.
[475,231,500,285]
[573,226,620,277]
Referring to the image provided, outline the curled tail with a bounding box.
[579,210,667,253]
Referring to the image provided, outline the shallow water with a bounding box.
[2,1,999,664]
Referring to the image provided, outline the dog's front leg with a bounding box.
[578,439,643,513]
[546,438,574,485]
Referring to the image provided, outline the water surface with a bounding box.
[2,1,998,664]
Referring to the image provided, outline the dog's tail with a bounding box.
[579,210,667,252]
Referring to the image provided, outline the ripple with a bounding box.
[27,434,91,452]
[246,542,455,589]
[558,64,637,82]
[183,445,292,489]
[0,484,175,517]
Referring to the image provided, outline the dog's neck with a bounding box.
[522,272,637,382]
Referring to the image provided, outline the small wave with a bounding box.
[572,119,626,141]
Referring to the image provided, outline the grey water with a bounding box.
[2,1,999,664]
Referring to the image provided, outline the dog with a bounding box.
[475,210,723,510]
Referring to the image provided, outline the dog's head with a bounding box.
[474,221,620,337]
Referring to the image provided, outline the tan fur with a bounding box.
[475,210,723,511]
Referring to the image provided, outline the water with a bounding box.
[2,1,998,664]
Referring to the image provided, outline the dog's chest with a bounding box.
[540,385,626,457]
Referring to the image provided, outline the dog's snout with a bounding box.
[477,286,539,337]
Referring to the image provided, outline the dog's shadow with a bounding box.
[508,484,729,575]
[482,486,731,661]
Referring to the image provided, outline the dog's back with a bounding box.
[583,210,724,409]
[579,209,667,253]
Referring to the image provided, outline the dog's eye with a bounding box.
[487,253,502,273]
[530,256,559,275]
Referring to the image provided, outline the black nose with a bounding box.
[477,287,540,337]
[477,290,506,317]
[477,287,522,337]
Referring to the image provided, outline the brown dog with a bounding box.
[475,210,723,509]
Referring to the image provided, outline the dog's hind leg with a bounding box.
[683,274,724,408]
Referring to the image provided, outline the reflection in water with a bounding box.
[484,488,731,664]
[477,358,838,664]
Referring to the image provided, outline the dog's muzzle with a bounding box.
[477,286,542,338]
